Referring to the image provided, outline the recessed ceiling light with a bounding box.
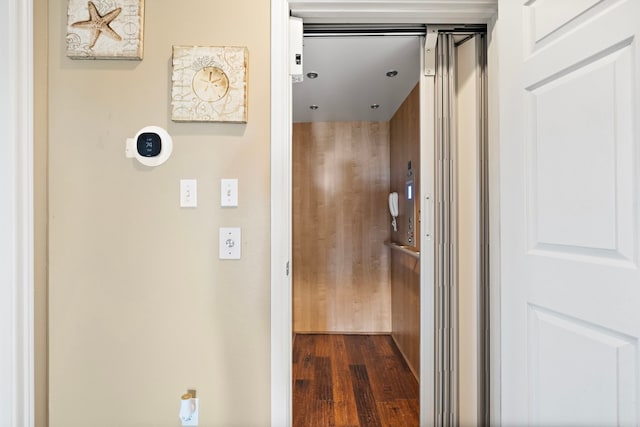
[306,72,319,79]
[386,70,398,77]
[309,105,319,110]
[371,104,380,109]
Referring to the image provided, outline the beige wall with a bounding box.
[48,1,270,426]
[34,0,48,425]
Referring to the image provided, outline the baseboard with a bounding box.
[391,333,420,383]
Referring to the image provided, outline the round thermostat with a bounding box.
[125,126,173,167]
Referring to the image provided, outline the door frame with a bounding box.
[1,0,34,426]
[270,2,501,425]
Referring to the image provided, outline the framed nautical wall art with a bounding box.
[66,0,144,59]
[171,46,248,123]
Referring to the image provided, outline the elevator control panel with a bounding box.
[406,178,415,245]
[406,160,415,246]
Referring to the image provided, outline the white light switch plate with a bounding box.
[221,178,238,207]
[180,179,197,208]
[219,227,241,259]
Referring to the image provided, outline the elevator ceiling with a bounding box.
[292,36,421,123]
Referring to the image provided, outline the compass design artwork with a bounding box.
[66,0,144,59]
[171,46,248,123]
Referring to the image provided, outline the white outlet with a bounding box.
[179,398,198,426]
[180,179,197,208]
[221,178,238,207]
[219,227,241,259]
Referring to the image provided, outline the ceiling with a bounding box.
[292,36,421,123]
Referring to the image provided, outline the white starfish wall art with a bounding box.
[66,0,144,59]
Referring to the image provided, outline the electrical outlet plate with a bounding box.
[219,227,241,259]
[180,398,198,426]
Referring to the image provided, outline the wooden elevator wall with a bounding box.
[293,121,391,333]
[390,84,421,377]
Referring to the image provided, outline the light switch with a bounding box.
[180,179,197,208]
[219,227,241,259]
[221,179,238,207]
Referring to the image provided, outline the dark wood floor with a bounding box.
[293,334,419,427]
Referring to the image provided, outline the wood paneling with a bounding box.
[293,121,391,333]
[293,334,419,427]
[391,251,421,378]
[390,84,421,377]
[390,84,421,249]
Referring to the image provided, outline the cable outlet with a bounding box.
[219,227,241,259]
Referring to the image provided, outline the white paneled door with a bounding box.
[499,0,640,425]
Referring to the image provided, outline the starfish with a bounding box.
[71,1,122,49]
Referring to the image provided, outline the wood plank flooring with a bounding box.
[293,334,419,427]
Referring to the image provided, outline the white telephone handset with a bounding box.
[388,192,399,232]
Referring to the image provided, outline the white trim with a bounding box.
[419,45,436,426]
[270,0,293,425]
[290,1,497,23]
[486,13,501,426]
[0,0,34,426]
[270,2,500,426]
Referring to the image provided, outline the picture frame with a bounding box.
[66,0,144,60]
[171,45,248,123]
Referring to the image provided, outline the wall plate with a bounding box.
[221,178,238,207]
[219,227,241,259]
